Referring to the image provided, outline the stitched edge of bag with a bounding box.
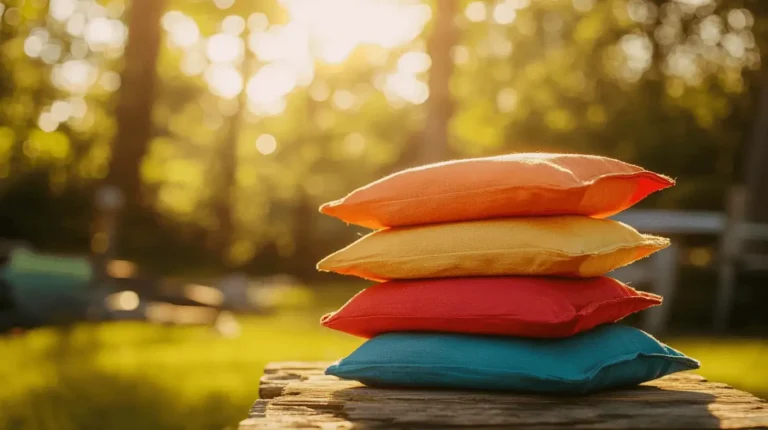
[318,235,670,269]
[325,350,700,386]
[320,294,662,330]
[320,171,674,213]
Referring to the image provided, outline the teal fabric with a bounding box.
[326,324,699,394]
[1,248,91,319]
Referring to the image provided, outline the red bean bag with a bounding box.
[321,276,661,338]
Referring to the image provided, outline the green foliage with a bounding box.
[0,0,766,272]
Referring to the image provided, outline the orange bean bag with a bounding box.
[320,153,673,229]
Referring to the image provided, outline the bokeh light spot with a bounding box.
[255,134,277,155]
[222,15,246,36]
[493,1,517,25]
[465,2,487,22]
[207,33,244,63]
[332,90,357,111]
[205,64,243,99]
[214,0,235,10]
[100,71,121,92]
[397,51,431,74]
[38,113,59,133]
[247,13,269,33]
[572,0,596,13]
[496,88,518,113]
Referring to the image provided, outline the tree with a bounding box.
[422,0,458,164]
[744,69,768,223]
[211,34,250,261]
[105,0,167,208]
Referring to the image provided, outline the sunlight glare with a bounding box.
[50,0,77,22]
[248,97,286,117]
[385,72,429,105]
[263,98,288,116]
[214,0,235,9]
[247,63,299,107]
[249,24,310,63]
[207,33,244,63]
[255,134,278,155]
[627,0,650,24]
[280,0,430,64]
[24,34,45,58]
[665,46,699,83]
[465,2,487,22]
[51,100,72,122]
[247,13,270,33]
[620,33,653,74]
[106,291,140,312]
[727,9,752,31]
[222,15,246,36]
[722,33,746,59]
[84,17,127,51]
[163,11,200,48]
[184,284,224,307]
[67,13,87,37]
[512,0,531,8]
[170,0,433,102]
[86,2,107,19]
[493,1,517,25]
[205,64,243,99]
[699,15,723,46]
[40,43,63,65]
[38,112,59,133]
[398,51,431,74]
[53,60,99,94]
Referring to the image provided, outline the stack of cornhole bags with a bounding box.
[317,153,699,395]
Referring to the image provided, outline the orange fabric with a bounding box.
[317,216,669,281]
[320,153,674,229]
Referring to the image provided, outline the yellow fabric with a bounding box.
[317,216,669,281]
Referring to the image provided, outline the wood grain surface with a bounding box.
[239,361,768,429]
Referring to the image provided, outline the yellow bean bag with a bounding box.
[317,216,668,281]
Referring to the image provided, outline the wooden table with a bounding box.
[239,362,768,429]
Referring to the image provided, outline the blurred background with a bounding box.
[0,0,767,428]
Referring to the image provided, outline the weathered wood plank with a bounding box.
[240,361,768,429]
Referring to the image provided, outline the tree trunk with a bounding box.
[421,0,457,165]
[744,68,768,224]
[213,37,252,262]
[105,0,166,208]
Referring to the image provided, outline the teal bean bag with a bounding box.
[326,324,699,395]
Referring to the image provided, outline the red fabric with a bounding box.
[321,277,661,338]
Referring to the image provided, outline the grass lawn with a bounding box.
[662,337,767,400]
[1,287,765,430]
